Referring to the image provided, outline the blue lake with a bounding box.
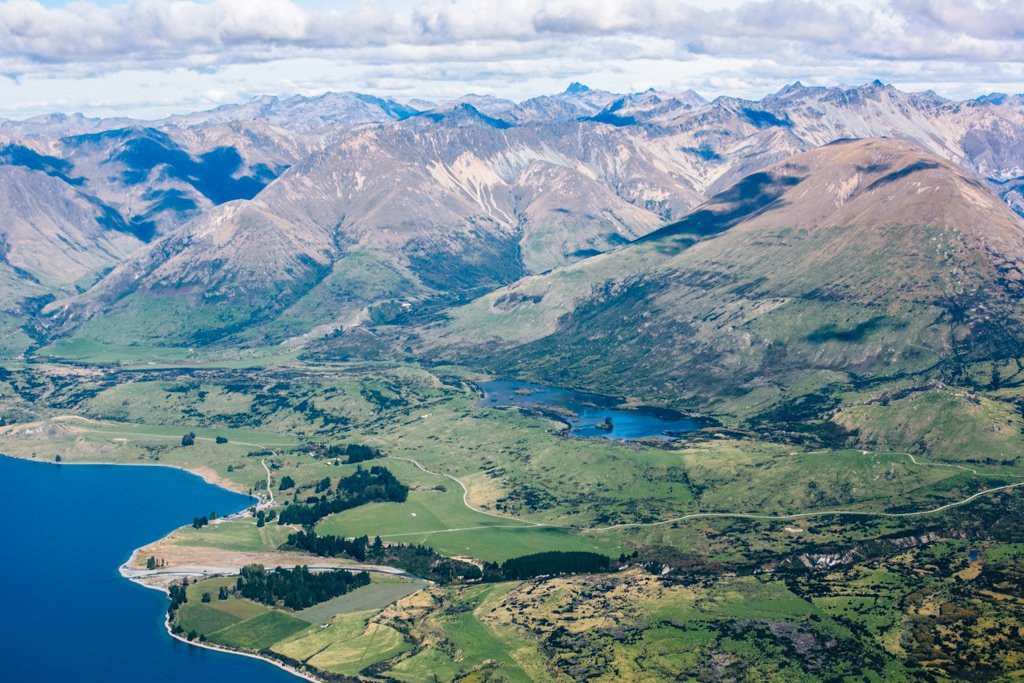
[478,379,701,440]
[0,455,299,683]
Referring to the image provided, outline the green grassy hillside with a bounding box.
[412,140,1024,445]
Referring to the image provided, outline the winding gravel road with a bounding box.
[385,452,1024,536]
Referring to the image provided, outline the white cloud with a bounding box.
[0,0,1021,118]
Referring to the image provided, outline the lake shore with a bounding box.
[0,445,258,496]
[0,451,325,683]
[0,453,311,682]
[123,561,327,683]
[477,378,703,440]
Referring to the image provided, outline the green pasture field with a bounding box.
[273,610,410,676]
[80,419,295,448]
[378,524,624,564]
[208,610,312,650]
[315,458,532,534]
[388,583,534,683]
[272,610,376,662]
[175,603,241,635]
[175,577,273,637]
[315,458,625,562]
[37,338,194,364]
[185,576,237,602]
[294,580,424,624]
[174,521,292,553]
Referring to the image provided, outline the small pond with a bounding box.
[478,379,702,440]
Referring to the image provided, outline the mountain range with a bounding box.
[421,138,1024,423]
[8,72,1024,683]
[4,80,1024,372]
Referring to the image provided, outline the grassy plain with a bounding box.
[174,521,292,553]
[315,458,626,562]
[175,603,243,634]
[1,362,1018,555]
[210,610,313,650]
[176,578,273,637]
[273,610,411,676]
[294,580,424,624]
[2,359,1023,681]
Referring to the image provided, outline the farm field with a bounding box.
[210,611,313,650]
[174,521,293,553]
[274,609,411,676]
[295,579,425,624]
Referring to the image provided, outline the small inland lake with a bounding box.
[478,379,701,440]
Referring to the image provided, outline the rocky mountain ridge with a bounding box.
[5,81,1024,354]
[419,138,1024,415]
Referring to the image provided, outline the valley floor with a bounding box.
[1,358,1023,681]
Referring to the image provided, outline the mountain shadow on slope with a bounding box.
[0,144,83,186]
[422,138,1024,433]
[636,171,802,253]
[111,130,282,204]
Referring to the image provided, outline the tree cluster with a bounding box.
[235,564,370,610]
[191,511,217,529]
[284,530,480,583]
[337,443,384,464]
[288,529,372,561]
[304,442,385,464]
[276,466,408,525]
[167,579,188,615]
[482,551,612,581]
[284,534,614,584]
[385,543,481,584]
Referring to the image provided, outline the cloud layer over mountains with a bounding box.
[0,0,1022,118]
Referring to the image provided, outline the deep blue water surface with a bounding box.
[478,379,701,440]
[0,455,299,683]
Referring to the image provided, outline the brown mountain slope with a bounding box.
[423,138,1024,415]
[35,81,1024,352]
[0,166,145,290]
[44,111,686,346]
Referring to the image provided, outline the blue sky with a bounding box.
[1,0,1022,119]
